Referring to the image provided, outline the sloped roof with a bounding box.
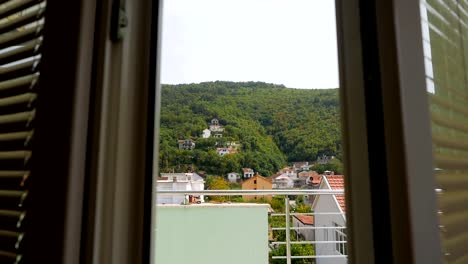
[242,168,253,173]
[294,215,314,225]
[326,175,346,212]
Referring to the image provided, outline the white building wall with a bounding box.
[292,218,315,241]
[314,194,347,264]
[156,181,191,204]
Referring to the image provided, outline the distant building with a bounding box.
[157,173,205,204]
[216,147,237,156]
[278,167,298,179]
[226,172,240,183]
[272,174,294,189]
[312,175,347,263]
[241,174,272,201]
[178,139,195,150]
[292,215,315,241]
[202,129,211,138]
[293,162,311,171]
[225,141,241,150]
[209,118,224,137]
[242,168,255,179]
[315,155,335,165]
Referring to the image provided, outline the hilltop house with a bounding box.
[202,129,211,138]
[312,175,347,264]
[242,168,255,179]
[226,172,240,183]
[209,118,224,138]
[241,174,272,201]
[157,173,205,204]
[178,139,195,150]
[216,147,237,156]
[315,155,335,165]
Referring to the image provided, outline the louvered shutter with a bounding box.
[0,0,45,263]
[422,0,468,262]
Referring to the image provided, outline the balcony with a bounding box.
[155,190,347,264]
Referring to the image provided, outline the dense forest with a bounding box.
[158,81,342,177]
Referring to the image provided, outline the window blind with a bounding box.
[0,0,45,263]
[422,0,468,262]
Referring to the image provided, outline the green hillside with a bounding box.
[159,81,342,176]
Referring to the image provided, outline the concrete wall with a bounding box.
[313,194,347,264]
[155,203,269,264]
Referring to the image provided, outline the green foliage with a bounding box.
[205,176,230,202]
[312,158,344,174]
[159,81,341,176]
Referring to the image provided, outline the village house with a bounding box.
[216,147,237,156]
[241,174,272,201]
[226,172,240,183]
[292,215,315,241]
[242,168,254,179]
[209,118,224,138]
[278,167,298,179]
[315,155,336,165]
[202,128,211,138]
[293,161,311,171]
[312,175,347,264]
[272,174,294,189]
[177,139,195,150]
[157,173,205,205]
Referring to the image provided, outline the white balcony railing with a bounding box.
[156,189,347,264]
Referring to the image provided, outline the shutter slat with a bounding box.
[0,0,40,18]
[0,230,23,251]
[0,20,43,49]
[0,190,27,208]
[0,37,42,65]
[0,56,40,76]
[0,110,34,125]
[0,4,45,34]
[0,73,39,92]
[430,95,468,118]
[0,250,21,264]
[436,173,468,190]
[431,113,468,134]
[433,134,468,151]
[434,154,468,170]
[438,190,468,212]
[0,93,35,108]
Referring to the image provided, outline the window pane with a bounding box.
[154,0,347,263]
[422,0,468,262]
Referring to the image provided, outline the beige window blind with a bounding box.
[422,0,468,262]
[0,0,45,263]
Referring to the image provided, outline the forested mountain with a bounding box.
[159,81,342,176]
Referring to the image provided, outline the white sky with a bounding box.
[161,0,339,89]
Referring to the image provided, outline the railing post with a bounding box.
[285,197,291,264]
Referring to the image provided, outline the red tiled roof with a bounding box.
[326,175,346,212]
[242,168,253,173]
[294,215,314,225]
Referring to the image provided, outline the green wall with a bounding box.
[155,204,269,264]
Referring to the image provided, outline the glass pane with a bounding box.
[421,0,468,262]
[153,0,347,263]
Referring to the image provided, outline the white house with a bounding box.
[272,174,294,189]
[177,139,195,150]
[157,173,205,204]
[242,168,254,179]
[216,147,237,156]
[202,128,211,138]
[279,167,298,179]
[312,175,347,264]
[293,162,311,171]
[226,172,240,183]
[292,215,315,241]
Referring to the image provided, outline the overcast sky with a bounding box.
[161,0,339,89]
